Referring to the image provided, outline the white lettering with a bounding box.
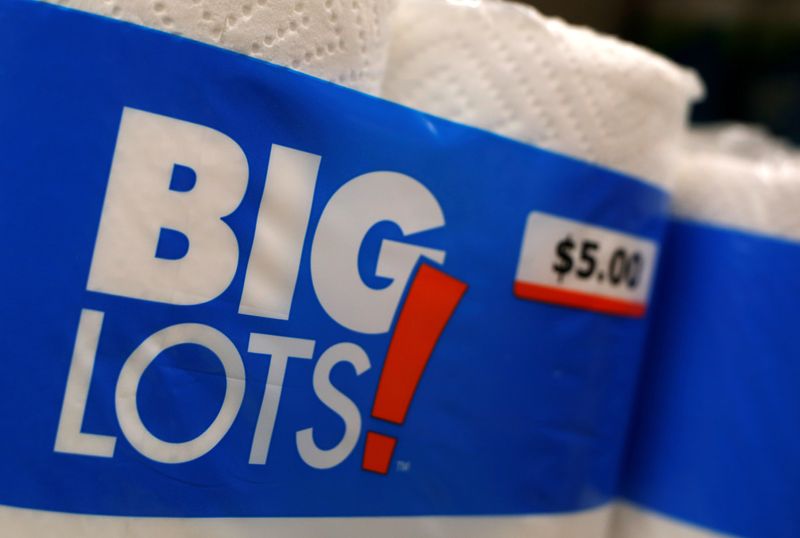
[87,108,248,305]
[115,323,245,463]
[247,333,315,465]
[296,342,370,469]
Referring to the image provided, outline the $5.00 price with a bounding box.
[515,212,658,317]
[552,236,643,290]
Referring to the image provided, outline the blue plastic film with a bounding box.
[622,219,800,538]
[0,0,667,517]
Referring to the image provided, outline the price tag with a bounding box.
[514,212,658,317]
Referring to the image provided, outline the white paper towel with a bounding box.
[42,0,395,94]
[382,0,703,188]
[0,504,612,538]
[612,503,734,538]
[671,124,800,240]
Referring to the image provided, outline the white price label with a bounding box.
[514,212,659,317]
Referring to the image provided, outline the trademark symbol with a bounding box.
[396,460,411,472]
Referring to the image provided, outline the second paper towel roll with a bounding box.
[43,0,395,94]
[382,0,702,188]
[614,125,800,538]
[671,125,800,240]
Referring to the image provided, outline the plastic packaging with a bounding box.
[0,1,672,536]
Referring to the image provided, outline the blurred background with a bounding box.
[525,0,800,144]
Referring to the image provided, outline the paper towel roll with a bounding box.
[687,122,797,162]
[672,124,800,240]
[615,125,800,538]
[42,0,395,94]
[382,0,703,188]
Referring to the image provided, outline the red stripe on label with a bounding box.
[513,281,646,318]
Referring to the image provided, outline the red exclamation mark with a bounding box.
[362,263,468,475]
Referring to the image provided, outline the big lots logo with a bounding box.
[54,108,467,475]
